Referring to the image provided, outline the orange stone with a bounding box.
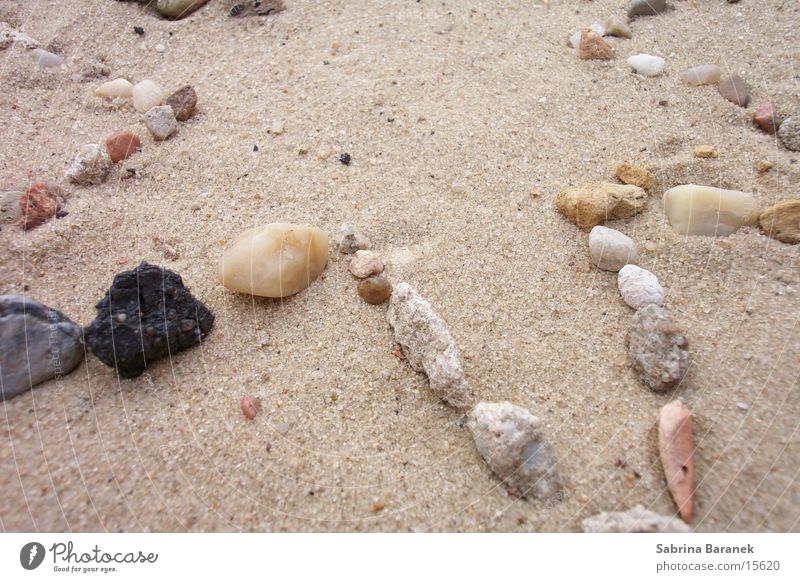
[658,400,695,523]
[17,182,65,230]
[240,395,262,420]
[579,29,614,61]
[105,130,141,163]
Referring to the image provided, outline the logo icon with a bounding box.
[20,542,46,570]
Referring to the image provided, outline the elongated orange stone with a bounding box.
[658,400,695,523]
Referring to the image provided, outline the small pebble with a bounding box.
[693,145,718,158]
[31,48,63,68]
[556,182,646,231]
[0,22,39,49]
[1,190,23,225]
[335,223,371,254]
[777,116,800,151]
[663,184,758,236]
[604,15,632,38]
[614,163,655,191]
[756,160,774,174]
[133,26,145,35]
[240,396,262,420]
[627,54,665,77]
[270,119,285,134]
[339,152,352,165]
[349,250,384,279]
[155,43,166,53]
[753,102,781,135]
[588,226,638,272]
[358,276,392,305]
[132,79,165,113]
[579,29,613,60]
[166,85,197,121]
[627,0,666,18]
[157,0,211,18]
[627,305,690,392]
[17,182,65,230]
[583,505,690,533]
[105,130,142,163]
[568,30,582,49]
[758,200,800,244]
[680,64,721,86]
[317,144,333,159]
[95,78,133,99]
[718,75,749,107]
[71,57,110,83]
[618,264,665,309]
[144,105,178,141]
[65,144,111,185]
[659,400,695,523]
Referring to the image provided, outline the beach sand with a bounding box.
[1,0,798,532]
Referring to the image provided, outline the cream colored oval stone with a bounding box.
[95,78,133,99]
[663,184,759,236]
[132,80,164,113]
[218,223,329,298]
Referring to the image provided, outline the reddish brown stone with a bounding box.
[105,130,141,163]
[753,102,782,135]
[17,182,65,230]
[658,401,695,523]
[579,29,614,61]
[165,85,197,121]
[240,395,262,420]
[357,276,392,305]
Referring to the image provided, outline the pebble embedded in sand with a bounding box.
[358,276,392,305]
[663,184,759,236]
[132,79,165,113]
[579,29,614,60]
[627,0,667,18]
[758,200,800,244]
[627,305,690,393]
[335,223,370,254]
[604,15,632,39]
[348,250,384,279]
[31,48,63,68]
[753,102,781,135]
[614,163,655,191]
[659,400,695,523]
[166,85,197,121]
[556,182,647,231]
[270,119,285,135]
[156,0,210,18]
[240,396,262,420]
[1,190,22,225]
[17,182,65,230]
[777,116,800,151]
[65,144,111,185]
[218,223,329,298]
[589,226,638,272]
[680,64,721,86]
[618,264,664,309]
[718,75,749,107]
[105,130,142,163]
[0,22,40,50]
[627,54,665,77]
[693,145,718,159]
[582,505,691,533]
[144,105,178,140]
[95,78,133,99]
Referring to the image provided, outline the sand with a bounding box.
[0,0,798,532]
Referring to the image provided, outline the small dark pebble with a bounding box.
[253,144,259,152]
[658,100,668,107]
[339,153,351,165]
[133,26,145,35]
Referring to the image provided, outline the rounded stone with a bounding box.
[132,79,165,113]
[65,144,111,185]
[105,130,142,163]
[348,250,384,279]
[588,226,638,271]
[95,78,133,99]
[144,105,178,141]
[627,54,665,77]
[618,264,665,309]
[759,200,800,244]
[718,75,749,107]
[358,276,392,305]
[680,64,721,86]
[777,116,800,151]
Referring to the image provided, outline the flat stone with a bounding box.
[105,130,141,163]
[627,0,667,18]
[693,144,718,158]
[335,223,370,253]
[759,200,800,244]
[30,48,63,68]
[582,505,690,533]
[614,163,655,191]
[556,182,647,231]
[680,64,721,86]
[132,79,164,113]
[663,184,758,236]
[618,264,665,309]
[627,305,690,392]
[752,102,781,134]
[357,276,392,305]
[718,75,749,107]
[604,15,632,38]
[627,54,665,77]
[0,295,84,400]
[18,182,65,230]
[777,116,800,151]
[348,250,384,278]
[589,226,638,272]
[144,105,178,141]
[165,85,197,121]
[65,144,111,185]
[95,78,133,99]
[579,29,614,60]
[156,0,210,18]
[659,400,695,523]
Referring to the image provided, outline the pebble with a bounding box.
[240,396,262,420]
[348,250,384,279]
[1,190,22,225]
[165,85,197,121]
[659,400,695,523]
[588,226,638,272]
[556,182,647,231]
[626,305,691,392]
[604,15,632,39]
[614,163,655,191]
[270,119,285,135]
[386,282,472,408]
[18,182,65,230]
[618,264,665,309]
[65,143,111,185]
[693,144,717,158]
[467,401,563,501]
[582,505,690,533]
[718,75,749,107]
[31,48,63,68]
[357,276,392,305]
[0,295,84,400]
[627,54,665,77]
[156,0,210,18]
[144,105,178,140]
[218,223,329,298]
[86,262,214,378]
[0,22,39,49]
[757,160,774,174]
[132,79,165,113]
[316,144,333,159]
[568,30,582,49]
[679,64,721,86]
[155,43,166,53]
[71,57,110,83]
[758,200,800,244]
[627,0,667,18]
[335,223,371,254]
[105,130,142,163]
[95,78,133,99]
[752,102,781,134]
[339,152,352,165]
[579,29,614,61]
[777,116,800,151]
[663,184,758,236]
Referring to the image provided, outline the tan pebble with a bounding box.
[579,29,614,60]
[105,131,142,163]
[658,400,695,523]
[240,395,262,420]
[317,144,333,159]
[556,182,646,231]
[759,200,800,244]
[756,160,774,174]
[693,145,718,159]
[349,250,384,278]
[663,184,758,236]
[357,276,392,305]
[614,163,655,191]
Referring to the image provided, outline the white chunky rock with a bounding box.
[618,264,664,309]
[680,64,721,86]
[663,184,759,236]
[95,78,133,99]
[132,79,164,113]
[569,30,582,49]
[627,54,665,77]
[65,144,111,185]
[589,226,638,271]
[0,22,39,49]
[144,105,178,140]
[348,250,384,278]
[386,282,472,408]
[582,505,691,533]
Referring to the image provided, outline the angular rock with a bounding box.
[752,102,781,135]
[348,250,384,279]
[659,400,695,523]
[357,276,392,305]
[105,130,141,163]
[718,75,749,107]
[156,0,210,19]
[0,22,39,50]
[759,200,800,244]
[132,79,164,113]
[614,163,655,191]
[579,29,613,61]
[17,182,65,230]
[777,116,800,152]
[618,264,665,309]
[680,64,721,86]
[627,305,690,392]
[1,190,23,225]
[627,54,665,77]
[386,282,472,408]
[663,184,758,236]
[95,78,133,99]
[627,0,667,18]
[589,226,638,272]
[65,144,111,185]
[144,105,178,140]
[467,401,563,501]
[568,30,582,49]
[556,182,647,231]
[582,505,690,533]
[0,295,84,400]
[604,15,632,39]
[31,48,63,68]
[335,223,370,254]
[165,85,197,121]
[86,262,214,378]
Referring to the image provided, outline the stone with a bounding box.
[757,160,774,174]
[218,223,329,298]
[17,182,65,230]
[270,119,285,135]
[335,223,370,254]
[604,15,632,39]
[240,395,261,420]
[0,22,39,50]
[618,264,665,309]
[357,276,392,305]
[588,226,638,272]
[759,200,800,244]
[0,295,84,400]
[105,130,142,163]
[71,57,109,83]
[31,48,63,68]
[614,163,655,191]
[777,116,800,151]
[165,85,197,121]
[144,105,178,141]
[386,282,472,408]
[568,30,582,49]
[132,79,165,113]
[86,262,214,378]
[693,144,717,158]
[680,64,721,86]
[579,29,613,61]
[663,184,758,236]
[1,190,23,225]
[467,401,563,501]
[556,182,647,231]
[659,400,695,523]
[718,75,749,107]
[627,54,665,77]
[156,0,210,18]
[589,22,606,37]
[627,0,667,18]
[65,144,111,185]
[753,102,781,135]
[627,305,690,392]
[348,250,384,279]
[95,78,134,99]
[582,505,690,533]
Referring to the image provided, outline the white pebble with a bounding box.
[95,78,133,99]
[663,184,759,236]
[617,264,665,309]
[569,30,582,49]
[132,79,164,113]
[270,119,285,135]
[590,22,606,36]
[627,54,665,77]
[144,105,178,141]
[31,48,63,68]
[589,226,638,272]
[155,43,166,53]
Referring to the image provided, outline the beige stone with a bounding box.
[759,200,800,244]
[95,78,133,99]
[693,145,718,159]
[556,182,646,231]
[663,184,759,236]
[614,163,655,191]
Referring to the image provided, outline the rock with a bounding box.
[659,400,695,523]
[627,0,667,18]
[1,190,23,225]
[357,276,392,305]
[218,223,329,298]
[627,54,665,77]
[95,78,134,99]
[718,75,749,107]
[17,182,65,230]
[627,305,690,392]
[582,505,690,533]
[692,145,717,159]
[777,116,800,151]
[156,0,210,18]
[165,85,197,121]
[680,64,721,86]
[339,152,352,165]
[144,105,178,141]
[65,144,111,185]
[579,29,614,60]
[335,223,371,254]
[31,48,64,68]
[753,102,781,135]
[614,163,655,191]
[86,262,214,378]
[588,226,638,272]
[0,295,84,400]
[71,57,109,83]
[0,22,39,50]
[467,401,563,501]
[618,264,664,309]
[556,182,647,231]
[589,22,606,36]
[568,30,582,49]
[759,200,800,244]
[240,395,261,420]
[757,160,774,174]
[386,282,472,408]
[604,15,632,38]
[316,144,333,160]
[270,119,285,135]
[132,79,164,113]
[663,184,758,236]
[105,130,142,163]
[348,250,384,279]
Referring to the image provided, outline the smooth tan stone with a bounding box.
[95,78,133,99]
[663,184,758,236]
[759,200,800,244]
[132,80,165,113]
[680,64,721,86]
[157,0,210,18]
[218,223,329,297]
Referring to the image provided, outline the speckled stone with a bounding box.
[627,305,690,392]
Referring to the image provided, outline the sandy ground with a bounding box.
[0,0,798,532]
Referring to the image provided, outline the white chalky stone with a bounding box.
[95,78,133,99]
[589,226,638,271]
[132,79,165,113]
[618,264,665,309]
[627,54,665,77]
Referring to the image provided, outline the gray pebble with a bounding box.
[626,305,691,392]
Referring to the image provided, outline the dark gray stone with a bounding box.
[627,0,667,18]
